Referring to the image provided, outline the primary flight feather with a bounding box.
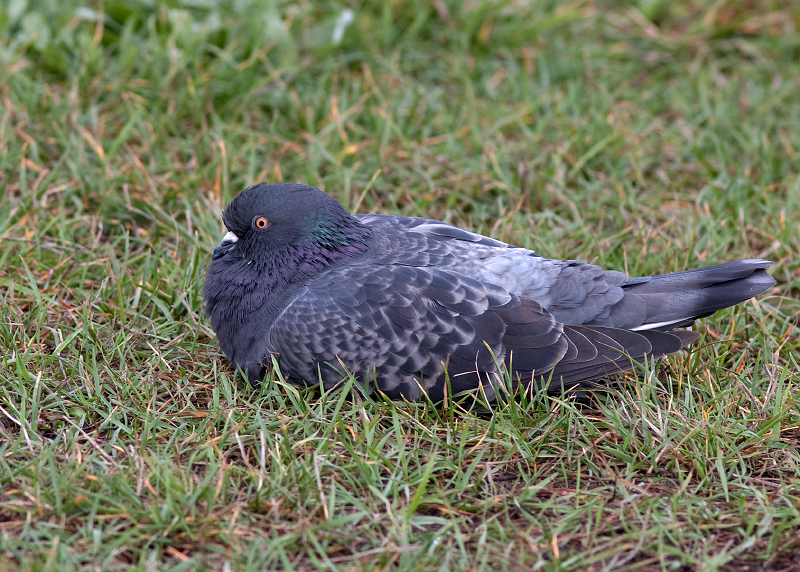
[203,183,774,402]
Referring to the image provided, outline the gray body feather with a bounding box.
[204,184,775,402]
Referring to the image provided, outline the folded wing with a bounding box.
[268,265,697,401]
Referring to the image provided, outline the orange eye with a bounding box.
[254,216,269,229]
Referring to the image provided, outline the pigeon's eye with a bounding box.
[254,216,269,229]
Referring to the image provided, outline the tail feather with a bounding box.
[526,260,771,392]
[606,259,774,331]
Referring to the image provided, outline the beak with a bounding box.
[212,231,238,260]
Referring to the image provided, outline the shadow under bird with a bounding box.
[203,183,775,402]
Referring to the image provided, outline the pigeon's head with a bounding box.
[212,183,369,263]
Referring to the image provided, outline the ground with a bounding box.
[1,1,799,570]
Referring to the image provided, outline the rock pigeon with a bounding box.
[203,183,775,402]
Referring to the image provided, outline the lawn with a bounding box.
[1,1,799,570]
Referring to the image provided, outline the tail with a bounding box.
[603,259,775,332]
[532,259,773,391]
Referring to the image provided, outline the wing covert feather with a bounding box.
[268,264,570,400]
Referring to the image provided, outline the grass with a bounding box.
[1,0,799,570]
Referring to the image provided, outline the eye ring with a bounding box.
[254,216,269,229]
